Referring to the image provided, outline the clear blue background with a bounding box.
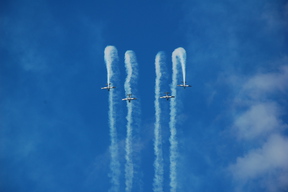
[1,0,288,191]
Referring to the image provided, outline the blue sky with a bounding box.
[1,0,288,192]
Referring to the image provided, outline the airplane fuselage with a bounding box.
[122,98,137,102]
[177,84,191,89]
[122,94,137,102]
[101,86,116,91]
[160,95,175,100]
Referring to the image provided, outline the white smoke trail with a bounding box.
[104,46,120,192]
[177,48,186,84]
[124,50,139,192]
[169,47,186,192]
[153,52,165,192]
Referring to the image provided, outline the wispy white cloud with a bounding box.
[230,134,288,191]
[233,102,286,140]
[242,65,288,99]
[229,65,288,191]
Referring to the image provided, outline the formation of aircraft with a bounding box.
[101,83,116,91]
[122,94,137,102]
[177,81,192,89]
[101,81,191,101]
[160,92,175,101]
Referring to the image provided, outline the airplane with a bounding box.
[177,81,192,89]
[101,83,116,91]
[122,94,137,102]
[160,92,175,100]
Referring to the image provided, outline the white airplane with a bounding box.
[177,81,192,89]
[122,94,137,102]
[160,92,175,101]
[101,83,116,91]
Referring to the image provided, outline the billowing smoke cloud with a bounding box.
[229,65,288,192]
[104,46,120,192]
[153,52,166,192]
[169,47,186,192]
[124,50,139,192]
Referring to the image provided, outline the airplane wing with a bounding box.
[177,84,191,88]
[122,98,137,102]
